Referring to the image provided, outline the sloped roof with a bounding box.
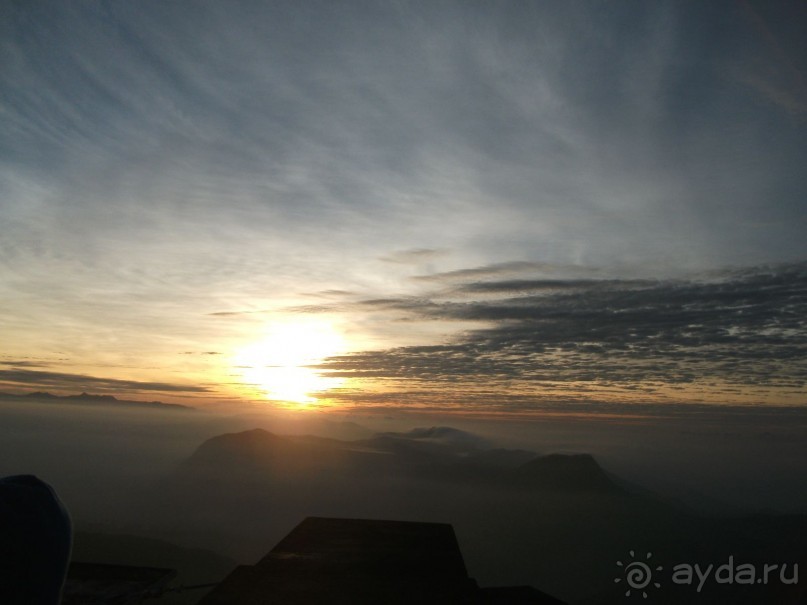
[199,516,565,604]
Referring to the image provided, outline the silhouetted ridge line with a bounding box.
[180,428,624,493]
[0,390,192,410]
[513,453,618,492]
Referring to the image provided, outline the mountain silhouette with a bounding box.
[180,428,623,494]
[512,453,618,492]
[143,427,807,604]
[0,390,191,411]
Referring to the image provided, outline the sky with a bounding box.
[1,0,805,413]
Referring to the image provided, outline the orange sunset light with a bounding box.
[233,319,346,406]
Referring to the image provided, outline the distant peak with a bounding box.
[405,427,470,438]
[515,452,618,492]
[379,426,488,446]
[235,428,279,438]
[68,392,118,401]
[200,428,283,447]
[11,390,191,410]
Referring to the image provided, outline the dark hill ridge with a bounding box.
[184,428,343,471]
[181,428,430,480]
[462,448,538,469]
[150,429,807,604]
[0,391,192,411]
[513,453,617,492]
[181,428,621,493]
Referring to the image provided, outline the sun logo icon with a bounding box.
[615,550,662,598]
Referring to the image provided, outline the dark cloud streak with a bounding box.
[320,263,807,402]
[0,369,211,394]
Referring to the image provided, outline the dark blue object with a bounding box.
[0,475,72,604]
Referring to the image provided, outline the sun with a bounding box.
[233,319,345,406]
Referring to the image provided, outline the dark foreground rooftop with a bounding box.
[198,516,565,604]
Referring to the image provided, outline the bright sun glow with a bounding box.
[234,319,345,406]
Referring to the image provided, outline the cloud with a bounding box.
[732,0,807,118]
[0,360,49,368]
[319,262,807,406]
[412,262,591,283]
[735,69,807,118]
[300,290,356,299]
[207,311,267,317]
[4,0,804,285]
[454,278,656,295]
[1,2,805,405]
[380,248,448,265]
[0,369,212,395]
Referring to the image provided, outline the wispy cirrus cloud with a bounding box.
[410,262,590,283]
[732,0,807,118]
[1,2,805,405]
[380,249,448,265]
